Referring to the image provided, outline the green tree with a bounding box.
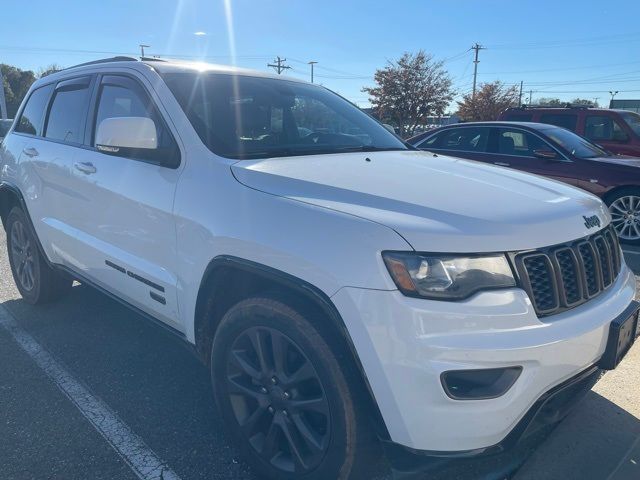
[457,81,519,121]
[37,64,63,78]
[362,51,454,137]
[537,97,565,107]
[1,64,36,118]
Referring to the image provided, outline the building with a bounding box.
[610,99,640,113]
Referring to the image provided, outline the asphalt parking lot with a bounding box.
[1,228,639,480]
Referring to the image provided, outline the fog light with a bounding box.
[441,367,522,400]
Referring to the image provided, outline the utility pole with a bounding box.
[267,57,291,75]
[139,44,150,58]
[0,66,7,120]
[528,90,533,105]
[471,43,485,99]
[308,61,318,83]
[518,81,524,107]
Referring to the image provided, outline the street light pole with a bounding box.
[609,90,619,108]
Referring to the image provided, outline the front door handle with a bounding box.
[74,161,97,175]
[22,147,39,158]
[494,162,510,167]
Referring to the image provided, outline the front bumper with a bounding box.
[331,264,636,452]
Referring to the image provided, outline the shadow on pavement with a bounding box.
[514,390,640,480]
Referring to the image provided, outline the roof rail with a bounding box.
[509,104,593,110]
[140,56,168,62]
[63,56,138,71]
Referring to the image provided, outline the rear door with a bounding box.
[62,73,183,327]
[584,113,635,155]
[487,127,578,186]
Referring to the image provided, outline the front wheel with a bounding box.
[211,296,373,480]
[606,188,640,245]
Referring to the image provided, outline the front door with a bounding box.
[64,73,183,327]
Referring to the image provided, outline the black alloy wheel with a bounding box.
[225,326,331,474]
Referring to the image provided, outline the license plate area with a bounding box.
[600,301,639,370]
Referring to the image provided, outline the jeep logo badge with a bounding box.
[583,215,601,229]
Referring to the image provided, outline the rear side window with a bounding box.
[437,127,489,152]
[539,114,578,131]
[585,115,629,142]
[45,77,93,144]
[15,84,54,136]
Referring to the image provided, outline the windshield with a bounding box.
[620,111,640,137]
[541,126,609,159]
[161,72,407,160]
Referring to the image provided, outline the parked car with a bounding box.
[498,106,640,156]
[410,121,640,244]
[0,119,13,141]
[1,58,637,480]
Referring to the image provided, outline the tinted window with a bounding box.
[15,84,54,136]
[585,115,629,142]
[539,114,578,131]
[416,131,444,148]
[503,113,533,122]
[492,128,549,157]
[0,119,13,137]
[94,77,177,162]
[161,72,406,160]
[436,127,489,152]
[619,111,640,137]
[45,79,92,144]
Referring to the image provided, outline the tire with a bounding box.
[606,187,640,245]
[6,207,72,304]
[211,295,374,480]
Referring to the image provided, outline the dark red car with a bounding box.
[408,121,640,244]
[498,106,640,157]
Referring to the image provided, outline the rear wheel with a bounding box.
[606,188,640,245]
[6,207,72,304]
[211,295,373,480]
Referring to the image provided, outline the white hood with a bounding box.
[231,150,610,252]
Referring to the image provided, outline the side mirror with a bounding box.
[96,116,158,152]
[383,124,396,134]
[533,149,559,160]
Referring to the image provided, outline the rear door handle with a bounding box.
[74,161,97,174]
[494,162,510,167]
[22,147,39,158]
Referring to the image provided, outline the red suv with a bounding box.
[498,107,640,156]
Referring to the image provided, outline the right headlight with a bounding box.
[382,252,516,300]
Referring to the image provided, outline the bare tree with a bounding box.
[457,81,519,121]
[362,51,454,137]
[37,64,63,78]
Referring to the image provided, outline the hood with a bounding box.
[231,151,610,252]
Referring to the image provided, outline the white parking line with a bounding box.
[0,305,182,480]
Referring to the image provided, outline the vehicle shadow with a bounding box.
[2,283,639,480]
[513,388,640,480]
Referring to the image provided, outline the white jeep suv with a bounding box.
[1,57,638,479]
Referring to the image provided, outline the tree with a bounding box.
[0,64,36,118]
[362,51,454,137]
[571,98,597,107]
[537,97,565,107]
[37,64,63,78]
[457,81,519,121]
